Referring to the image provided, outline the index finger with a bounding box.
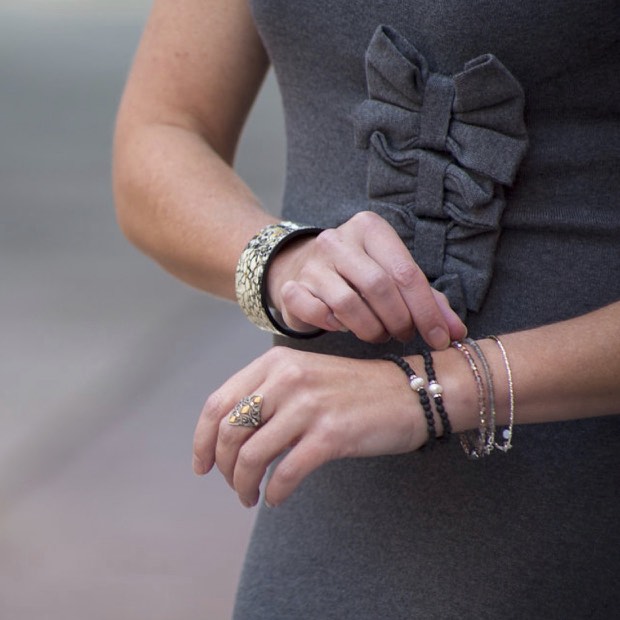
[363,226,458,349]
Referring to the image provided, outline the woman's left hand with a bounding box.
[192,346,428,507]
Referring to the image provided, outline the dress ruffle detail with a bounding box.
[352,25,528,316]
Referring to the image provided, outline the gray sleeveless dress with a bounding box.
[233,2,620,618]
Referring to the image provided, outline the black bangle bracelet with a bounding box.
[260,227,326,339]
[383,353,436,448]
[421,349,452,441]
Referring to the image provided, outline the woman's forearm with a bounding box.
[113,121,276,299]
[193,300,619,506]
[112,0,275,300]
[427,300,620,433]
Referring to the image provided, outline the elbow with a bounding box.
[113,179,154,258]
[111,124,153,253]
[112,154,141,249]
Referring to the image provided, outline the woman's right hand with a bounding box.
[266,211,467,349]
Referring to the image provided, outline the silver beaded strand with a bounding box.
[451,341,493,458]
[488,336,515,452]
[465,338,497,450]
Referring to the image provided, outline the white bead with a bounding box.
[409,376,425,391]
[502,429,511,439]
[428,381,443,396]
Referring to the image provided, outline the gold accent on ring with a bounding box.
[228,394,264,428]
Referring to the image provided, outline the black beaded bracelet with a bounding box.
[421,349,452,441]
[383,353,436,448]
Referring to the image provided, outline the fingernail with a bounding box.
[428,327,449,350]
[240,497,253,508]
[264,499,275,509]
[192,454,206,475]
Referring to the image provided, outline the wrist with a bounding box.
[422,347,480,435]
[425,337,516,457]
[265,235,315,310]
[235,221,324,338]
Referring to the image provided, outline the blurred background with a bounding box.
[1,1,285,617]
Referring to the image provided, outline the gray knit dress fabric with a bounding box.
[233,2,620,618]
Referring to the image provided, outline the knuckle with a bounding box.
[309,422,342,460]
[392,260,423,289]
[330,290,359,316]
[266,347,306,381]
[365,269,392,296]
[264,345,289,365]
[217,420,239,448]
[416,308,440,330]
[313,415,339,442]
[314,228,340,252]
[280,360,305,385]
[280,280,301,306]
[350,210,379,229]
[274,458,301,487]
[236,445,262,471]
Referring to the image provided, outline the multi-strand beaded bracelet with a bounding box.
[453,337,515,457]
[236,221,515,459]
[384,339,514,458]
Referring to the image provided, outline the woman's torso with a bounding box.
[233,3,620,618]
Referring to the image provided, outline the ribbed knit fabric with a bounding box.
[232,2,620,618]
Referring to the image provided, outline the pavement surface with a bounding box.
[0,3,286,618]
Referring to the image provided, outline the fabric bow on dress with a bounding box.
[352,25,528,317]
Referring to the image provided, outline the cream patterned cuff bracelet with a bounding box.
[235,221,325,338]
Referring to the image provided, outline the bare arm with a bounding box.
[469,301,620,426]
[113,0,274,299]
[113,0,466,347]
[193,300,620,507]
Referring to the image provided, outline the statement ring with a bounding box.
[228,394,264,428]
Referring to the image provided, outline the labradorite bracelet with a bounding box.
[421,349,452,441]
[383,353,437,448]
